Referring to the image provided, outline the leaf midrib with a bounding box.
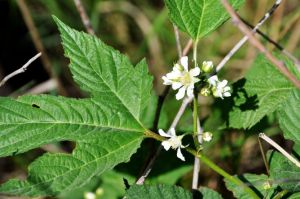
[0,121,142,133]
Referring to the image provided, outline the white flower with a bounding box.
[158,128,186,161]
[162,56,200,100]
[208,75,231,99]
[202,132,213,142]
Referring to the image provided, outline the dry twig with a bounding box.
[216,0,283,72]
[73,0,95,35]
[220,0,300,89]
[259,133,300,168]
[0,53,42,87]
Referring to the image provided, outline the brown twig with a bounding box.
[17,0,67,95]
[0,53,41,87]
[220,0,300,89]
[183,39,193,56]
[73,0,95,35]
[173,25,182,58]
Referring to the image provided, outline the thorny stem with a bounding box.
[144,130,260,199]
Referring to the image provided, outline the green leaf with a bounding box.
[269,150,300,192]
[0,16,153,196]
[287,193,300,199]
[150,165,193,185]
[225,173,276,199]
[199,187,223,199]
[125,184,192,199]
[278,89,300,143]
[228,54,296,129]
[164,0,245,40]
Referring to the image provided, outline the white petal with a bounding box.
[162,76,172,85]
[162,140,171,151]
[176,148,185,161]
[176,87,186,100]
[180,56,189,71]
[208,75,218,86]
[224,86,231,92]
[173,64,182,73]
[159,129,171,137]
[189,67,200,76]
[166,71,180,79]
[219,80,228,88]
[203,61,213,67]
[169,128,176,136]
[186,85,194,97]
[172,82,182,90]
[224,92,231,97]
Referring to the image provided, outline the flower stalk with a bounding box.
[144,130,259,199]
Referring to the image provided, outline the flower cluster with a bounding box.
[160,57,230,160]
[162,56,231,100]
[208,75,231,99]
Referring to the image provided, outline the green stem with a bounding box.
[273,190,289,199]
[192,39,200,150]
[193,39,199,67]
[186,148,260,199]
[193,97,200,150]
[144,130,260,199]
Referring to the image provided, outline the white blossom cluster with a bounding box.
[159,57,231,161]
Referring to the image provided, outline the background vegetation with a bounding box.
[0,0,299,198]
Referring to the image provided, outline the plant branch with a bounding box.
[258,136,270,176]
[0,52,41,87]
[173,24,182,58]
[183,39,193,56]
[220,0,300,90]
[259,133,300,168]
[144,130,259,199]
[186,148,260,199]
[241,18,300,70]
[216,0,283,72]
[73,0,95,35]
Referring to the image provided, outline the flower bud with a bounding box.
[200,87,211,96]
[262,182,271,190]
[84,192,96,199]
[201,61,214,73]
[203,132,213,142]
